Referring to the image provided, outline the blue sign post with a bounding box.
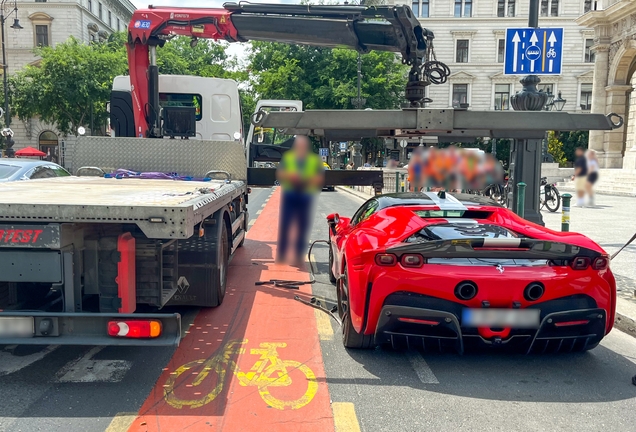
[319,148,329,157]
[504,28,563,75]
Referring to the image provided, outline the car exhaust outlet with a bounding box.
[524,282,545,302]
[455,281,478,301]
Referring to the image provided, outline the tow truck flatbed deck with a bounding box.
[0,177,245,239]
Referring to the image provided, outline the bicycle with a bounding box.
[482,181,508,206]
[163,339,318,411]
[539,177,561,212]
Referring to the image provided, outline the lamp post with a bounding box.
[1,0,22,130]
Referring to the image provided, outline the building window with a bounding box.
[541,0,559,16]
[452,84,468,108]
[117,18,120,32]
[35,0,47,2]
[421,0,430,18]
[584,39,595,63]
[412,0,419,17]
[88,0,92,12]
[497,0,515,17]
[35,25,49,47]
[454,0,472,17]
[497,39,505,63]
[108,11,112,28]
[456,40,469,63]
[580,84,592,110]
[99,2,103,20]
[538,83,554,96]
[89,32,97,43]
[584,0,592,12]
[494,84,511,110]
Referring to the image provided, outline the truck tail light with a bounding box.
[401,254,425,268]
[108,320,162,338]
[592,256,609,270]
[375,253,397,266]
[570,257,590,270]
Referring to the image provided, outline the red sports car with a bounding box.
[326,192,615,354]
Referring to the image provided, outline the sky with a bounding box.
[128,0,303,60]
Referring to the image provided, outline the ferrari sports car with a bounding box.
[326,192,615,354]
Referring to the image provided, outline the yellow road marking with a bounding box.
[314,308,334,341]
[332,402,361,432]
[105,412,137,432]
[305,253,315,263]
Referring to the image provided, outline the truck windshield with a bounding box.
[0,164,20,179]
[159,93,202,121]
[252,107,296,145]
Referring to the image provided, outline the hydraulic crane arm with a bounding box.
[127,2,449,138]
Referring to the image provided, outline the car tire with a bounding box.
[328,245,337,284]
[340,268,374,349]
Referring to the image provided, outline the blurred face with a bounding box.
[294,136,310,157]
[576,149,584,157]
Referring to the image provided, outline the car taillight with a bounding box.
[107,320,162,338]
[592,256,609,270]
[570,257,590,270]
[401,254,425,268]
[375,254,397,266]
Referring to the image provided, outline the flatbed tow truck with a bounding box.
[0,2,443,346]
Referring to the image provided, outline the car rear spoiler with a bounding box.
[387,238,603,260]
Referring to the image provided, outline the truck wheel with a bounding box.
[328,245,337,284]
[340,268,374,349]
[210,213,230,307]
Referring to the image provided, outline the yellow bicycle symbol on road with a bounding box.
[164,339,318,411]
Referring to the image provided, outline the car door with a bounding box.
[334,199,379,277]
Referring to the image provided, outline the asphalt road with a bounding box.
[1,187,635,432]
[0,187,273,432]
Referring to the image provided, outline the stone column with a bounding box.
[589,44,610,160]
[603,85,632,168]
[622,84,636,170]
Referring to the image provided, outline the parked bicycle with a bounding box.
[482,180,508,206]
[539,177,561,212]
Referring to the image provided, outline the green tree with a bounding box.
[547,131,567,167]
[248,42,408,110]
[558,130,589,163]
[10,35,128,136]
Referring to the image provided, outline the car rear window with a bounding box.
[406,222,519,242]
[0,165,20,179]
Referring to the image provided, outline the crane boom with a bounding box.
[126,2,448,138]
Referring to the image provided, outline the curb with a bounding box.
[615,298,636,339]
[335,186,373,201]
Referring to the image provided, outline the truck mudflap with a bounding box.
[0,311,181,346]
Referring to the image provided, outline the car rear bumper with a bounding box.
[373,293,606,354]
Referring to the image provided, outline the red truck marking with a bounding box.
[0,229,44,244]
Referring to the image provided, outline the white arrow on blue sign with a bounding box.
[504,28,564,75]
[319,148,329,157]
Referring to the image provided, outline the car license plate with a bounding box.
[0,317,35,337]
[462,308,540,329]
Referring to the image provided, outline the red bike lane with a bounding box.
[127,188,334,432]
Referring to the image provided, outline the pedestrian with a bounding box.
[346,161,354,170]
[572,147,588,207]
[408,147,424,192]
[275,135,325,266]
[586,149,599,206]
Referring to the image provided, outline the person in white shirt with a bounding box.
[586,149,599,206]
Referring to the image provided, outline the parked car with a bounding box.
[323,162,335,191]
[327,191,615,354]
[0,159,71,182]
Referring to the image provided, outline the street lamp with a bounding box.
[552,91,567,112]
[1,0,22,130]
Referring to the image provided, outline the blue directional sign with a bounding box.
[319,148,329,157]
[504,28,564,75]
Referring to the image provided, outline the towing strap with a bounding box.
[610,231,636,260]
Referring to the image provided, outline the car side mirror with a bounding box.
[326,213,340,224]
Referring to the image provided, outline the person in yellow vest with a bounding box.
[276,135,325,265]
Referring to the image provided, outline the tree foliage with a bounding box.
[558,130,589,162]
[248,42,408,110]
[547,131,567,167]
[10,36,127,136]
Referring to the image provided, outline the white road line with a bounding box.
[405,351,439,384]
[249,220,255,228]
[256,209,263,215]
[56,347,132,383]
[0,345,59,376]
